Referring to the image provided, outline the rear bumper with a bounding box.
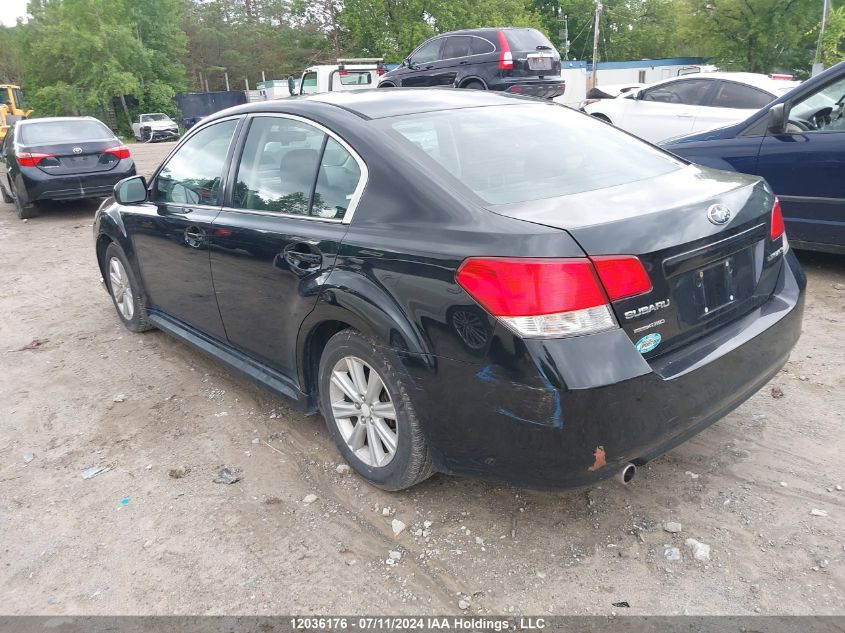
[492,77,566,99]
[402,251,806,489]
[19,160,136,202]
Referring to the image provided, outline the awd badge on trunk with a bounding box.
[635,332,662,354]
[707,204,732,225]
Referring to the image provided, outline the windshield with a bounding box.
[141,114,170,122]
[19,119,114,145]
[379,104,683,205]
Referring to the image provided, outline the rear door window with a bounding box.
[442,36,471,60]
[19,120,113,144]
[710,81,773,109]
[233,117,325,215]
[643,79,713,106]
[154,119,237,206]
[232,116,363,220]
[313,138,362,219]
[470,36,495,55]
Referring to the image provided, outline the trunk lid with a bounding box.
[489,166,786,358]
[504,29,562,78]
[30,141,124,176]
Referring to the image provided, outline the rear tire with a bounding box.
[318,329,434,491]
[11,183,37,219]
[378,82,395,88]
[103,242,153,333]
[462,80,486,90]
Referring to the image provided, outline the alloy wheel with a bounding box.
[108,256,135,321]
[329,355,398,467]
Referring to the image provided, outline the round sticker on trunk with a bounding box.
[635,332,661,354]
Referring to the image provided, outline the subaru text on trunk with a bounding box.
[93,90,805,490]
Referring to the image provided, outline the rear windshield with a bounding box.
[19,120,113,145]
[379,103,683,205]
[505,28,555,52]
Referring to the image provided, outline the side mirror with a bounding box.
[287,75,295,96]
[768,103,786,134]
[632,89,644,100]
[114,175,148,205]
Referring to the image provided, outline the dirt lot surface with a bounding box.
[1,141,844,616]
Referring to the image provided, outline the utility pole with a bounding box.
[589,0,603,90]
[558,14,570,61]
[813,0,831,75]
[224,71,230,91]
[563,15,570,61]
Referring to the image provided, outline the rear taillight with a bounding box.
[16,151,54,167]
[339,69,349,76]
[591,256,653,300]
[102,145,130,160]
[497,31,513,70]
[457,258,622,338]
[770,197,785,240]
[376,68,386,76]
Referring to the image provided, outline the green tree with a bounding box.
[814,5,845,67]
[0,26,25,85]
[339,0,542,61]
[678,0,819,73]
[21,0,186,131]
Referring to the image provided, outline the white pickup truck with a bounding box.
[131,113,180,142]
[290,58,386,96]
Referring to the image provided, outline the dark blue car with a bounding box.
[662,60,845,254]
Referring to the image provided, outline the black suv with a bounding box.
[378,28,565,99]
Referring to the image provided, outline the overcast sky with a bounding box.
[0,0,28,27]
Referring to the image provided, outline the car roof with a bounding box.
[654,72,800,94]
[18,116,104,125]
[226,88,530,120]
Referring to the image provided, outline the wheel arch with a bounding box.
[95,208,145,298]
[458,76,488,89]
[297,275,435,397]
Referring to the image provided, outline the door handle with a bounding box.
[184,225,206,248]
[283,243,322,272]
[675,113,694,118]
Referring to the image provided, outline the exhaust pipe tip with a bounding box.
[616,463,637,485]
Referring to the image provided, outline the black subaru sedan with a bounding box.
[93,90,805,490]
[1,116,135,219]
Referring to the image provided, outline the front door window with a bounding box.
[154,120,237,206]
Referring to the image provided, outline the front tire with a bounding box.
[461,80,486,90]
[318,329,434,490]
[104,242,153,333]
[0,179,13,204]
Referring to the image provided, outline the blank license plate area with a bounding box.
[694,259,736,316]
[528,55,552,70]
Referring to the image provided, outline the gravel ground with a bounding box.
[1,141,844,616]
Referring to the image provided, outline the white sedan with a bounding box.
[583,72,799,143]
